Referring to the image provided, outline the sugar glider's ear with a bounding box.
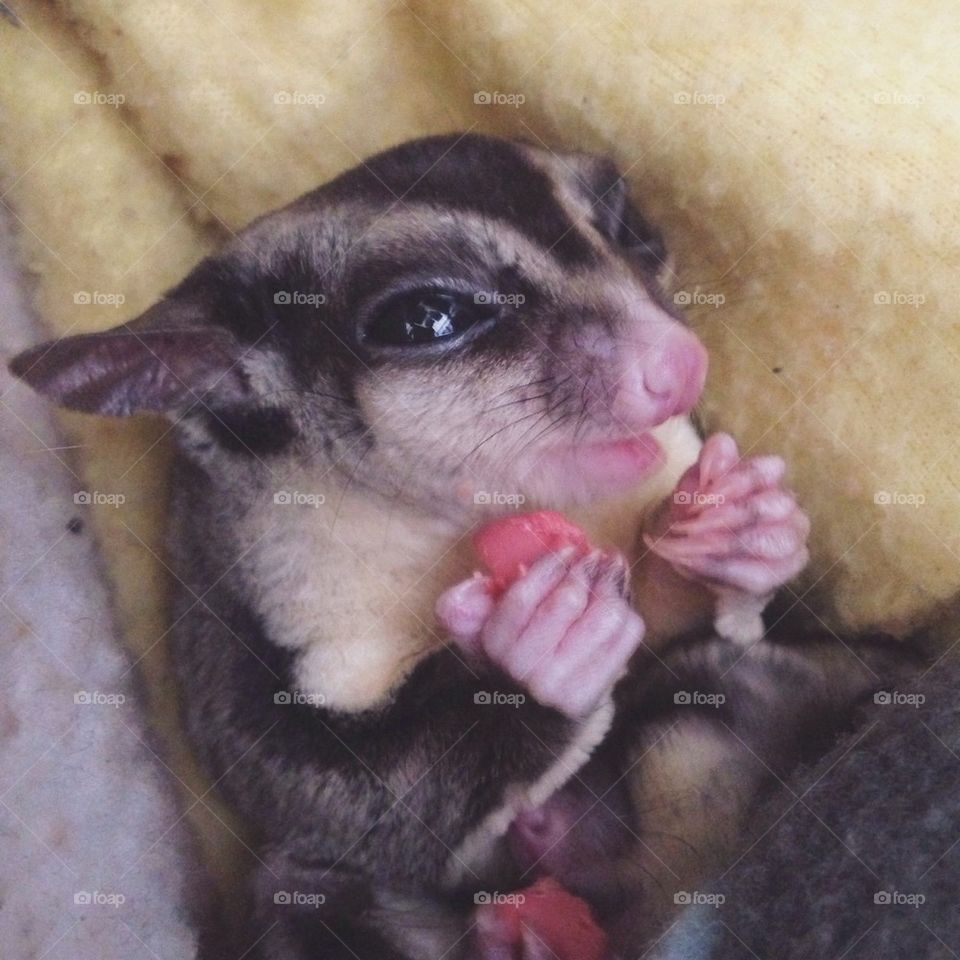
[569,154,673,282]
[8,296,254,417]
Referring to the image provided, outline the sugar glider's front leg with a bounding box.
[636,432,810,643]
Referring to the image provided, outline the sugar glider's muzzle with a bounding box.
[609,312,709,430]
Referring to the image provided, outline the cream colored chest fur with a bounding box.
[240,416,701,713]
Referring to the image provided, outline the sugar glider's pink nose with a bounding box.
[612,326,708,428]
[642,330,709,416]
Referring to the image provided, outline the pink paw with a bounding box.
[644,433,810,641]
[436,550,644,718]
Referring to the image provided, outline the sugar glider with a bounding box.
[9,133,902,958]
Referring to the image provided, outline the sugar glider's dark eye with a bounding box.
[364,290,499,347]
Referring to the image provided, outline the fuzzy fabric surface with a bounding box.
[0,213,203,958]
[0,0,957,940]
[652,651,960,960]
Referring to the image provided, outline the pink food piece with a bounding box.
[472,510,592,592]
[488,877,608,960]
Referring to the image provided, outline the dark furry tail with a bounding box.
[603,624,920,955]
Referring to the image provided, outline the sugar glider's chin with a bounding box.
[531,431,665,504]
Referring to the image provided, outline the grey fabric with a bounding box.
[656,651,959,960]
[0,213,203,960]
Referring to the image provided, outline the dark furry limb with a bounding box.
[652,650,960,960]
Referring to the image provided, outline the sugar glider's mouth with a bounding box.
[536,432,664,501]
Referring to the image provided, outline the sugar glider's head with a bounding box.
[9,133,707,513]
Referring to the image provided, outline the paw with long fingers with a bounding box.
[436,549,644,719]
[643,433,810,643]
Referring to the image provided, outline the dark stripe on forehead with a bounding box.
[323,134,600,267]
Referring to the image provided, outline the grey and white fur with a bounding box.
[9,133,910,959]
